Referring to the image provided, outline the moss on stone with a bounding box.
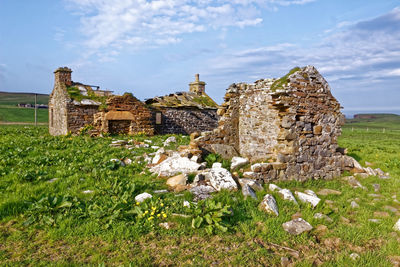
[66,86,108,108]
[192,95,219,108]
[270,67,301,92]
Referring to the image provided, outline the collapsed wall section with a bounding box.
[195,66,347,182]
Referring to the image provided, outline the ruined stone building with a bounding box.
[195,66,349,181]
[48,67,218,136]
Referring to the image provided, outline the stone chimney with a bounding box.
[54,67,72,87]
[189,73,206,95]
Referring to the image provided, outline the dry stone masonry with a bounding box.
[49,68,218,136]
[195,66,353,182]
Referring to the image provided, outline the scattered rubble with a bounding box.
[295,191,321,208]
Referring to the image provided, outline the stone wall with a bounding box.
[94,94,154,135]
[153,107,218,135]
[195,66,347,182]
[66,104,99,133]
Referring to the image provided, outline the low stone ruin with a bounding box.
[194,66,354,182]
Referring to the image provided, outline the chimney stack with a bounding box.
[54,67,72,87]
[189,73,206,95]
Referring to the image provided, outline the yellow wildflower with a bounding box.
[136,202,140,205]
[157,214,161,217]
[163,214,167,218]
[152,206,156,210]
[160,203,164,207]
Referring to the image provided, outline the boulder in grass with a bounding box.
[150,154,201,177]
[135,192,152,203]
[278,189,298,204]
[282,218,313,235]
[295,191,321,208]
[209,167,238,191]
[394,218,400,232]
[259,194,279,216]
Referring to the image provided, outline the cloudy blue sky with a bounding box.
[0,0,399,116]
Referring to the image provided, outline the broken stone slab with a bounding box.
[278,189,298,204]
[355,173,369,179]
[163,136,177,146]
[317,189,342,196]
[123,158,132,165]
[150,154,201,177]
[313,213,333,223]
[82,190,94,194]
[230,156,249,170]
[111,140,127,145]
[238,178,264,192]
[212,162,222,169]
[159,222,173,229]
[343,155,364,170]
[242,184,257,199]
[350,201,359,208]
[166,174,188,188]
[259,194,279,216]
[368,219,380,223]
[295,191,321,208]
[153,189,169,194]
[135,192,152,203]
[282,218,313,235]
[394,219,400,232]
[189,185,216,201]
[269,183,282,192]
[209,167,238,191]
[304,189,318,198]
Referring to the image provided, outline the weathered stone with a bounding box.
[282,218,313,235]
[231,156,249,170]
[350,201,359,208]
[163,136,177,146]
[189,185,216,201]
[349,253,360,261]
[150,154,201,177]
[269,183,282,192]
[368,219,380,223]
[212,162,222,169]
[195,66,349,182]
[209,167,238,191]
[278,189,298,204]
[210,144,238,159]
[394,219,400,232]
[295,191,321,208]
[242,184,257,199]
[313,213,333,223]
[166,174,188,188]
[304,189,318,198]
[259,194,279,216]
[317,188,342,196]
[238,178,263,192]
[384,206,398,213]
[135,192,152,203]
[159,222,173,229]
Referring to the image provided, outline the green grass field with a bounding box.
[0,125,399,266]
[0,92,49,123]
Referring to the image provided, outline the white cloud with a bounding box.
[65,0,315,61]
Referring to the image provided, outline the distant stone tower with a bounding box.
[189,74,206,95]
[54,67,72,87]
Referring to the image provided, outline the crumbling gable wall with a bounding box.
[196,66,346,182]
